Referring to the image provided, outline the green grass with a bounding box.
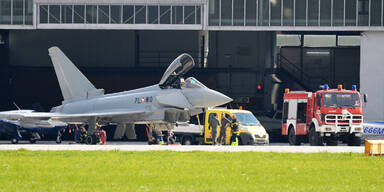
[0,150,383,192]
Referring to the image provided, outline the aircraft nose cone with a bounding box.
[182,88,232,108]
[204,89,233,107]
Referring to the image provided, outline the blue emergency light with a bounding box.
[323,84,329,90]
[352,85,357,90]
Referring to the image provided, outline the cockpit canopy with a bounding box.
[183,77,206,89]
[159,53,195,88]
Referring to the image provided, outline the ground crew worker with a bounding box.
[218,113,231,145]
[150,124,164,145]
[96,124,107,145]
[79,125,87,143]
[230,115,240,146]
[209,113,220,145]
[74,125,81,143]
[157,130,165,145]
[99,128,107,145]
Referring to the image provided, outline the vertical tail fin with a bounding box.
[48,47,104,103]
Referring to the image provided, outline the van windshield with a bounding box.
[234,113,260,126]
[324,93,360,108]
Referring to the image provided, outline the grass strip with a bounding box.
[0,150,382,192]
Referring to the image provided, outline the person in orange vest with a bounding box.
[99,129,107,145]
[97,124,107,145]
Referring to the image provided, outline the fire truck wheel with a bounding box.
[288,127,300,145]
[347,135,361,146]
[325,136,338,146]
[309,126,323,146]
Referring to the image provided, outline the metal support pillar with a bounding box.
[300,33,304,81]
[198,30,209,68]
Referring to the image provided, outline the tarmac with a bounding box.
[0,141,365,153]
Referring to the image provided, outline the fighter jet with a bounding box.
[0,116,67,144]
[0,47,232,144]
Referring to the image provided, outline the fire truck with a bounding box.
[282,85,363,146]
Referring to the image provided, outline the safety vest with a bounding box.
[231,121,239,133]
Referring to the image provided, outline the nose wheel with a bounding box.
[11,138,18,144]
[29,132,41,144]
[84,117,107,145]
[29,138,37,144]
[56,136,62,144]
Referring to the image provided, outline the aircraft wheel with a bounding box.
[85,135,99,145]
[11,138,18,144]
[85,136,93,145]
[29,139,36,144]
[148,137,157,145]
[167,136,176,144]
[56,136,62,144]
[93,135,100,144]
[288,127,300,145]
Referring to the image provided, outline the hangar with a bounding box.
[0,0,382,121]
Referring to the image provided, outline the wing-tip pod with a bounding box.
[159,53,195,86]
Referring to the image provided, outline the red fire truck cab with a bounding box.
[282,85,363,146]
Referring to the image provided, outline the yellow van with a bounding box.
[204,109,269,145]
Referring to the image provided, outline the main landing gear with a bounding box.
[83,117,107,145]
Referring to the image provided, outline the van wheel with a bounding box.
[288,127,300,145]
[182,137,192,145]
[238,137,243,145]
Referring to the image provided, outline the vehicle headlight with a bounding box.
[254,134,266,138]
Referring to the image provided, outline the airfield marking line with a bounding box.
[0,144,364,153]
